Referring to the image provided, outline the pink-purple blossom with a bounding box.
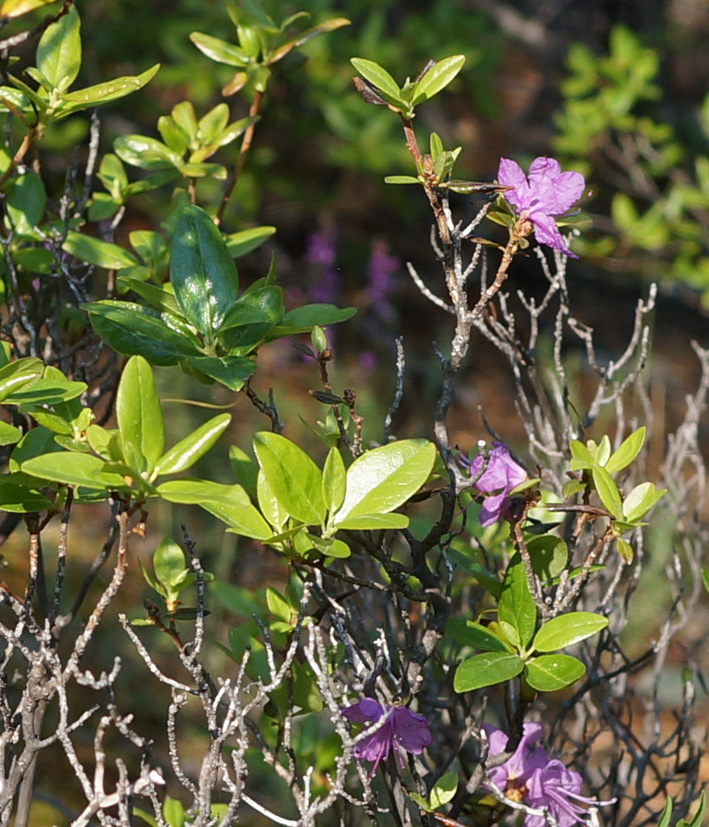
[459,442,527,527]
[342,698,432,775]
[484,723,613,826]
[497,157,585,257]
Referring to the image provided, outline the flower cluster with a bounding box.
[458,441,527,527]
[497,157,585,257]
[342,698,432,775]
[485,723,613,826]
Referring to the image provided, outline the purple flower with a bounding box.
[305,226,339,304]
[497,157,585,257]
[342,698,432,775]
[459,442,527,527]
[484,723,613,827]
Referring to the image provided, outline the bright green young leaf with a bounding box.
[332,513,409,530]
[229,445,258,500]
[302,534,351,558]
[0,422,21,445]
[332,439,435,524]
[114,134,182,171]
[384,175,422,185]
[37,5,81,92]
[171,205,239,337]
[532,611,608,653]
[524,654,586,692]
[253,432,326,525]
[63,231,139,270]
[592,465,623,518]
[268,304,356,338]
[0,358,43,403]
[430,772,458,809]
[257,469,290,532]
[157,479,272,540]
[10,376,86,411]
[84,301,200,365]
[454,651,525,692]
[116,356,164,472]
[498,554,537,650]
[189,32,250,67]
[350,58,401,100]
[622,481,665,522]
[226,226,276,257]
[153,538,188,593]
[656,797,673,827]
[447,619,510,653]
[21,452,127,491]
[616,538,634,564]
[569,439,593,469]
[59,65,160,114]
[0,0,57,18]
[605,426,646,473]
[683,790,706,827]
[0,474,52,512]
[412,55,465,105]
[322,447,346,515]
[266,587,292,624]
[153,413,230,477]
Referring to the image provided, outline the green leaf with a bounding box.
[189,32,250,67]
[37,5,81,92]
[0,358,43,403]
[384,175,421,185]
[171,205,239,337]
[656,797,673,827]
[616,538,634,564]
[153,538,187,593]
[157,479,272,540]
[350,58,401,100]
[63,231,139,270]
[332,439,435,524]
[180,355,256,391]
[526,535,568,582]
[59,65,160,114]
[683,790,706,827]
[266,587,292,623]
[412,55,465,105]
[605,426,646,473]
[83,301,200,366]
[218,286,283,351]
[116,356,164,472]
[0,422,21,446]
[430,772,458,809]
[498,554,537,650]
[21,452,127,491]
[524,654,586,692]
[304,534,350,558]
[7,171,46,234]
[257,469,290,532]
[532,612,608,653]
[569,439,593,469]
[447,619,510,653]
[333,513,409,530]
[269,304,355,338]
[453,651,525,692]
[0,474,52,512]
[592,465,623,518]
[10,376,86,410]
[253,432,326,525]
[226,225,276,257]
[622,481,665,522]
[153,413,231,477]
[114,134,182,171]
[322,447,346,515]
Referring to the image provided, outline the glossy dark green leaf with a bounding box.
[253,432,326,525]
[10,377,86,410]
[180,355,256,391]
[218,286,283,350]
[116,355,164,472]
[333,439,435,525]
[37,5,81,92]
[533,612,608,653]
[526,535,568,582]
[447,619,510,653]
[268,304,355,339]
[498,554,537,650]
[524,654,586,692]
[6,171,46,234]
[454,651,525,692]
[153,413,230,477]
[83,301,200,365]
[171,205,239,337]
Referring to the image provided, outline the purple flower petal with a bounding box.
[391,706,433,753]
[342,697,383,723]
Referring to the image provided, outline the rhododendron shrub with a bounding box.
[0,4,704,827]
